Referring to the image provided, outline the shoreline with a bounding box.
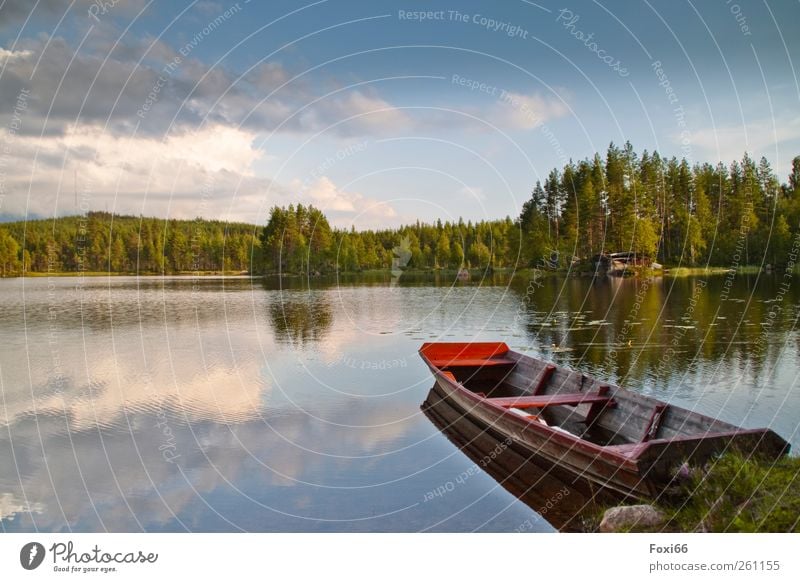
[592,452,800,533]
[11,271,253,278]
[0,264,789,279]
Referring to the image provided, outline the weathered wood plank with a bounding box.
[489,393,614,409]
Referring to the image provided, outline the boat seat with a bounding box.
[488,392,615,410]
[429,357,516,368]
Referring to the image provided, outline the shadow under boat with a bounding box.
[422,383,631,532]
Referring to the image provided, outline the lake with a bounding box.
[1,271,798,532]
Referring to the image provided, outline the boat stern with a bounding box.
[419,342,511,367]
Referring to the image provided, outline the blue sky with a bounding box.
[1,0,798,227]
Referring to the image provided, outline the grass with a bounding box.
[593,452,800,532]
[664,265,762,277]
[663,452,800,532]
[9,264,785,279]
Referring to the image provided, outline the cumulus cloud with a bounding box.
[291,176,399,228]
[0,124,273,222]
[0,119,409,225]
[0,0,151,28]
[0,47,33,63]
[0,492,45,522]
[0,29,414,139]
[459,185,485,201]
[291,91,412,137]
[0,21,424,222]
[2,12,563,224]
[0,305,421,528]
[405,90,570,134]
[0,33,236,137]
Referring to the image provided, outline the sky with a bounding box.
[0,0,798,229]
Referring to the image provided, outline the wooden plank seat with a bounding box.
[487,392,615,410]
[429,357,516,368]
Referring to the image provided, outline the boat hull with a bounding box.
[419,342,790,501]
[428,373,658,499]
[422,384,627,530]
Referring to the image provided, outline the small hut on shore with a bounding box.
[592,252,652,276]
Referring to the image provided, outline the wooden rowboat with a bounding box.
[422,383,616,531]
[419,342,790,499]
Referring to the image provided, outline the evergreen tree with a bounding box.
[3,146,799,278]
[0,228,21,276]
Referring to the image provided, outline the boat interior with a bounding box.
[420,342,743,449]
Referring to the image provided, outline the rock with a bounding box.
[599,504,666,532]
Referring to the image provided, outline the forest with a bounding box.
[1,143,799,276]
[260,143,800,274]
[0,213,261,276]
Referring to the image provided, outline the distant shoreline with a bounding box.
[2,265,786,279]
[16,271,252,278]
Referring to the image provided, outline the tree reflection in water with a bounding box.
[268,292,333,346]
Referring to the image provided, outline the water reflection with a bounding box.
[0,276,539,531]
[0,272,798,532]
[268,292,333,347]
[422,385,619,532]
[507,273,800,378]
[505,273,800,445]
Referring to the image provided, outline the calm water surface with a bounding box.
[1,272,798,531]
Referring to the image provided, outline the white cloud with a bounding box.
[1,123,403,226]
[0,31,430,224]
[0,19,570,226]
[299,176,357,212]
[486,91,570,130]
[680,117,800,169]
[0,124,271,221]
[0,47,33,63]
[291,176,398,228]
[65,124,261,175]
[0,323,273,429]
[317,91,411,135]
[0,492,45,522]
[1,32,416,141]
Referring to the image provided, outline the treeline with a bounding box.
[518,143,800,268]
[0,213,261,275]
[261,145,800,274]
[260,204,513,273]
[3,144,800,277]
